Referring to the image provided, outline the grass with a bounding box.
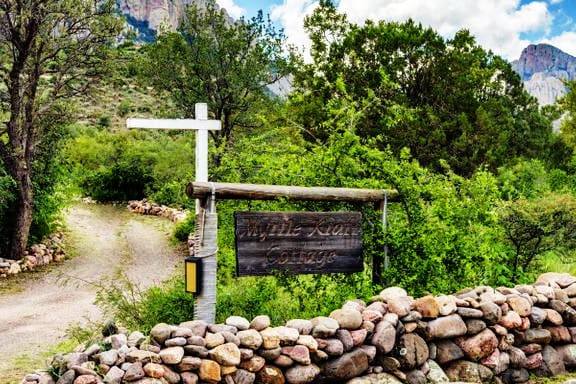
[0,338,80,384]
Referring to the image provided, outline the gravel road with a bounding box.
[0,203,184,376]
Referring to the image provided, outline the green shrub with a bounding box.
[95,273,195,333]
[173,214,195,242]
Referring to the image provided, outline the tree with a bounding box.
[559,80,576,151]
[141,0,293,168]
[498,194,576,281]
[290,0,553,176]
[0,0,121,260]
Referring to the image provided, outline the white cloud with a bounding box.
[217,0,246,19]
[550,0,563,4]
[271,0,563,61]
[337,0,552,60]
[540,31,576,56]
[271,0,319,60]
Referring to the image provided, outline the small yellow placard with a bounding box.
[185,257,202,294]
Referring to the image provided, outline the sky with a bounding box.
[215,0,576,61]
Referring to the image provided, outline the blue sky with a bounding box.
[217,0,576,60]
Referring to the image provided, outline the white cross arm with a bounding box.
[126,118,221,131]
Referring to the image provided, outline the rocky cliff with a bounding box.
[512,44,576,105]
[117,0,206,41]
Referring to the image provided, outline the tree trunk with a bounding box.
[7,168,34,260]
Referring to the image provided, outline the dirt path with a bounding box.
[0,203,184,376]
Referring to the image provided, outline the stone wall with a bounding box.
[0,231,65,278]
[23,272,576,384]
[127,200,188,223]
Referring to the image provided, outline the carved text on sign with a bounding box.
[234,212,363,276]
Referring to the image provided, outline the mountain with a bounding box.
[117,0,207,42]
[511,44,576,105]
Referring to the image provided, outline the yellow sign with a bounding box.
[185,257,202,294]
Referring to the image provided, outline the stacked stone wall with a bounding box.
[23,273,576,384]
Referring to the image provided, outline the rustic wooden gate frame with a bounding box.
[188,181,399,323]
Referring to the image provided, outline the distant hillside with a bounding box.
[511,44,576,105]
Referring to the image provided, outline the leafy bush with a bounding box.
[173,214,195,242]
[65,129,194,205]
[95,273,195,333]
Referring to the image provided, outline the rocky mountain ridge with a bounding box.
[511,44,576,105]
[117,0,206,41]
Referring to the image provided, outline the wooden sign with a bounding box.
[234,212,363,276]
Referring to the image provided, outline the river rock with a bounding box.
[310,316,339,338]
[465,319,487,334]
[411,295,439,319]
[434,295,457,316]
[150,323,173,343]
[508,296,532,317]
[261,328,281,349]
[330,309,363,330]
[199,359,221,383]
[524,352,543,369]
[210,342,241,366]
[256,365,285,384]
[176,356,201,372]
[426,314,467,340]
[378,286,408,302]
[336,329,354,352]
[547,326,572,343]
[396,333,428,369]
[545,309,564,325]
[276,326,300,345]
[124,362,145,381]
[143,363,165,378]
[240,356,266,372]
[72,375,97,384]
[426,360,449,384]
[371,320,396,354]
[322,349,369,381]
[238,329,263,350]
[387,296,412,317]
[523,328,552,344]
[159,346,184,364]
[226,316,250,331]
[103,366,124,384]
[456,328,498,360]
[362,309,383,323]
[536,345,566,377]
[322,338,344,356]
[297,335,317,352]
[165,337,187,347]
[500,311,523,329]
[556,344,576,367]
[348,373,402,384]
[285,345,308,365]
[180,320,207,337]
[445,360,493,383]
[435,340,464,364]
[285,364,320,384]
[500,368,529,384]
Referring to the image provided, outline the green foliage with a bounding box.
[290,1,553,176]
[0,0,122,259]
[65,129,195,205]
[94,273,195,334]
[216,273,374,325]
[140,0,294,166]
[559,80,576,152]
[173,214,195,242]
[497,193,576,281]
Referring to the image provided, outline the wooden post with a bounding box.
[126,103,221,323]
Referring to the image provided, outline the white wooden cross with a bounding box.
[126,103,221,187]
[126,103,221,323]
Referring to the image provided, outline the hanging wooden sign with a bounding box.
[234,211,363,276]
